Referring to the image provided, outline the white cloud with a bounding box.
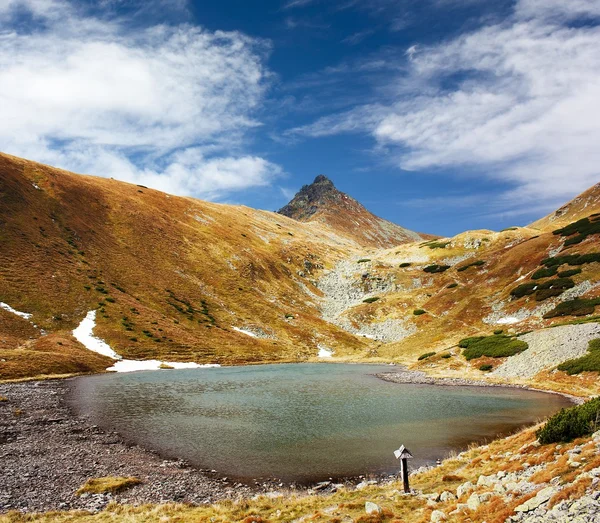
[0,0,281,199]
[289,0,600,211]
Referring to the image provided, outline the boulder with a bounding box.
[440,491,457,502]
[430,510,446,522]
[477,474,496,487]
[365,502,382,515]
[456,481,474,498]
[514,486,557,512]
[467,493,481,511]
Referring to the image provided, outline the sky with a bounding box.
[1,0,599,236]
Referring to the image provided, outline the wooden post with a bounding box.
[393,445,413,494]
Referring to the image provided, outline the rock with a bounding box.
[514,486,557,512]
[477,474,496,487]
[456,481,474,498]
[569,461,582,468]
[440,491,457,502]
[480,492,493,502]
[365,502,382,515]
[467,492,481,511]
[430,509,446,522]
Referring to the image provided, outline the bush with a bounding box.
[558,268,582,278]
[457,260,486,272]
[399,262,411,268]
[460,335,528,361]
[357,258,371,263]
[479,364,493,371]
[363,297,380,304]
[553,215,600,245]
[557,338,600,375]
[413,309,427,315]
[542,253,600,267]
[536,397,600,444]
[510,283,537,298]
[493,329,504,335]
[531,266,558,279]
[424,264,450,273]
[425,241,450,249]
[543,298,600,319]
[441,353,451,359]
[447,283,458,289]
[533,278,575,301]
[418,352,436,361]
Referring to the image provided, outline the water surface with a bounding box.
[69,363,570,483]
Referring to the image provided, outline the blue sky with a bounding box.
[1,0,599,236]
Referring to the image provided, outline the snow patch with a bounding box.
[317,345,334,358]
[495,316,522,325]
[73,310,220,373]
[0,301,33,320]
[232,326,258,338]
[72,310,121,359]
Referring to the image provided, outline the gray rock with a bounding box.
[430,509,446,522]
[365,501,382,515]
[467,492,481,511]
[456,481,475,498]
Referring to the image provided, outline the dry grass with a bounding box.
[548,477,592,509]
[75,477,142,496]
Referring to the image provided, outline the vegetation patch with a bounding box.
[534,277,575,301]
[399,262,411,268]
[423,264,450,274]
[421,240,451,250]
[558,268,582,278]
[446,283,458,289]
[537,397,600,444]
[362,297,380,304]
[418,352,436,361]
[510,282,537,298]
[357,258,371,263]
[541,252,600,267]
[479,364,493,371]
[557,339,600,375]
[441,353,451,359]
[76,477,142,495]
[457,260,485,272]
[459,335,528,361]
[531,266,558,279]
[543,297,600,319]
[553,215,600,246]
[413,309,427,316]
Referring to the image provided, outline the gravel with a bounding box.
[492,323,600,379]
[0,380,286,514]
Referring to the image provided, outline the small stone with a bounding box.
[456,481,474,498]
[569,461,582,468]
[440,491,457,502]
[365,502,382,515]
[467,492,481,511]
[430,509,447,522]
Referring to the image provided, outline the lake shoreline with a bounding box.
[0,365,581,514]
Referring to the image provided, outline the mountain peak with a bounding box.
[277,175,425,248]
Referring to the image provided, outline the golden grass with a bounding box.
[0,395,7,402]
[75,477,142,496]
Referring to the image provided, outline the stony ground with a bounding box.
[493,323,600,379]
[0,380,285,513]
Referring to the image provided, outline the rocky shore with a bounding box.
[0,379,288,514]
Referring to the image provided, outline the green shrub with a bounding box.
[534,277,575,301]
[542,253,600,267]
[493,329,503,335]
[501,227,518,232]
[424,264,450,273]
[510,283,537,298]
[447,283,458,289]
[105,297,116,303]
[357,258,371,263]
[425,241,450,250]
[457,260,486,272]
[479,364,493,371]
[399,262,411,268]
[460,335,528,361]
[413,309,427,316]
[543,298,600,318]
[557,339,600,375]
[441,353,451,359]
[558,268,582,278]
[418,352,436,361]
[553,215,600,245]
[536,397,600,444]
[363,297,380,304]
[531,266,558,279]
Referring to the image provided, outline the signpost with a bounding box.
[393,445,413,493]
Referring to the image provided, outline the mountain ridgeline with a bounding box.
[1,151,600,390]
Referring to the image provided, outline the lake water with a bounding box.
[69,363,571,484]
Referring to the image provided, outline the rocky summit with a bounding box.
[278,174,425,248]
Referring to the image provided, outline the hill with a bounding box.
[1,152,600,392]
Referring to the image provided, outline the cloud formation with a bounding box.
[0,0,281,198]
[289,0,600,211]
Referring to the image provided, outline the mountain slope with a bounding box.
[529,182,600,231]
[278,175,425,249]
